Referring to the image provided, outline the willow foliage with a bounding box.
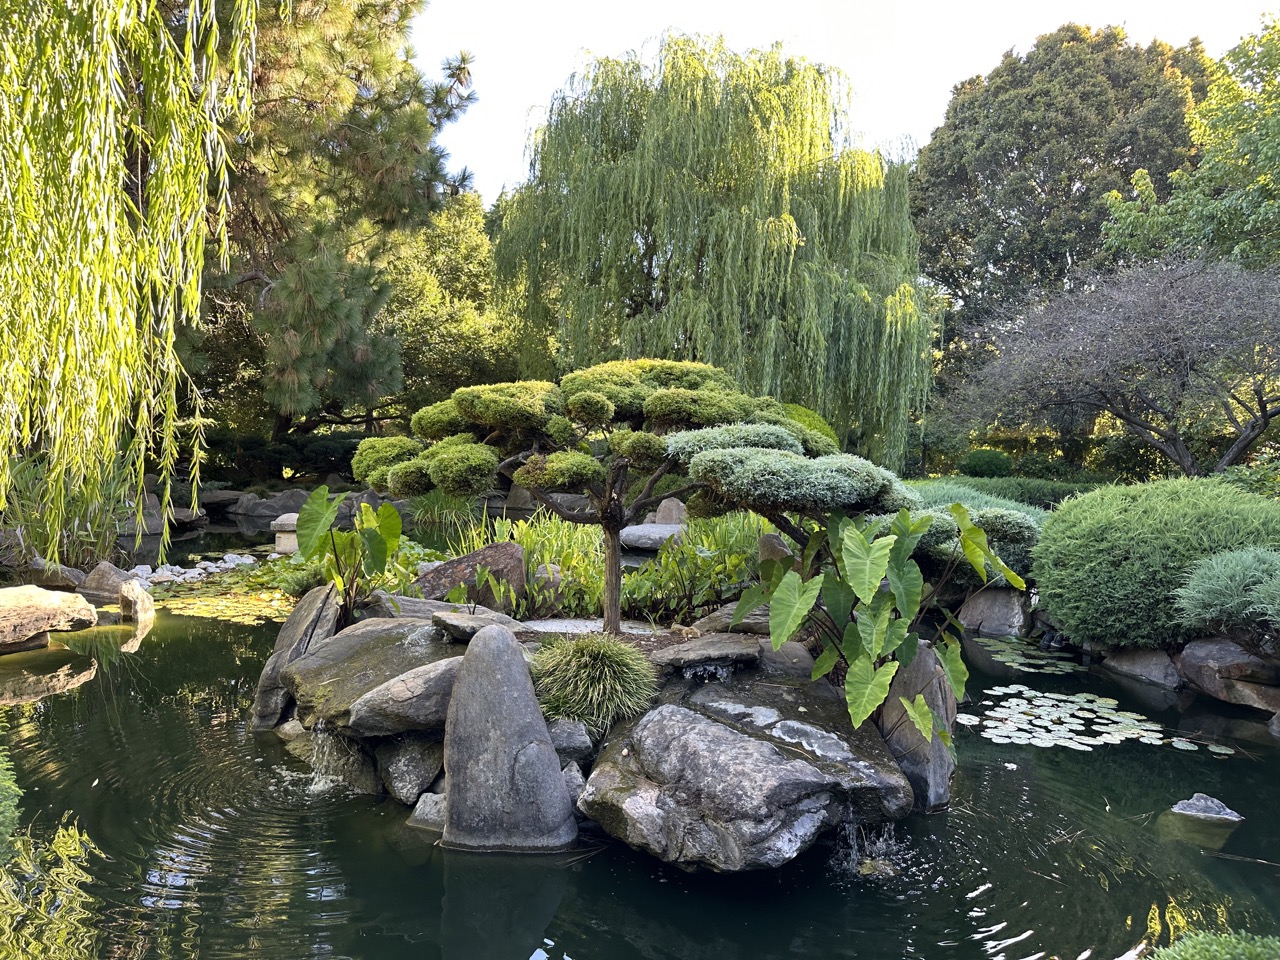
[496,35,931,466]
[0,0,262,559]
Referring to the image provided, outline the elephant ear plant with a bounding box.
[734,504,1025,738]
[296,486,412,621]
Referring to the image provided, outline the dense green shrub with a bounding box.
[276,561,327,599]
[410,399,471,441]
[532,634,658,736]
[366,465,392,491]
[642,387,761,429]
[691,449,919,515]
[1219,446,1280,499]
[452,381,561,432]
[1174,547,1280,655]
[666,423,804,464]
[945,476,1101,508]
[386,458,435,497]
[351,436,422,484]
[909,479,1048,523]
[559,359,736,419]
[426,442,501,497]
[958,447,1014,477]
[1151,931,1280,960]
[608,429,669,470]
[513,451,605,490]
[780,403,838,444]
[1035,479,1280,649]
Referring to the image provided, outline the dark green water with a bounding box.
[1,614,1278,960]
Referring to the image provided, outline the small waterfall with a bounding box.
[305,721,346,796]
[681,663,735,683]
[829,820,905,877]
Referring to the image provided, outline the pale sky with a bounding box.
[411,1,1277,205]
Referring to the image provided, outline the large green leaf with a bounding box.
[375,502,402,555]
[949,503,1026,591]
[840,526,896,605]
[768,570,823,650]
[897,631,920,669]
[886,558,924,620]
[936,636,969,701]
[732,581,773,628]
[888,509,933,569]
[840,622,864,662]
[856,595,892,660]
[821,572,856,632]
[899,694,935,743]
[881,617,911,659]
[845,656,899,729]
[297,486,344,560]
[811,643,841,680]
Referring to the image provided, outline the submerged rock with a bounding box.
[442,625,577,852]
[877,644,957,813]
[1170,793,1244,822]
[408,792,448,833]
[1180,639,1280,715]
[1101,649,1181,690]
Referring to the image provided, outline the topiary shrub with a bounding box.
[1034,479,1280,650]
[426,442,501,497]
[1174,547,1280,657]
[958,447,1014,478]
[909,478,1048,523]
[513,451,606,491]
[410,399,471,441]
[386,458,436,498]
[1151,931,1280,960]
[532,633,658,737]
[943,476,1101,509]
[665,423,804,464]
[351,436,423,484]
[642,387,761,429]
[560,359,737,421]
[452,381,562,432]
[781,402,838,444]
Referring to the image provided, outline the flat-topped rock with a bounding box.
[1171,793,1244,822]
[619,524,683,551]
[363,592,506,621]
[75,561,132,607]
[433,609,526,642]
[1102,649,1181,690]
[348,656,462,736]
[650,633,761,677]
[690,602,771,636]
[282,617,452,729]
[270,512,299,532]
[1,586,97,654]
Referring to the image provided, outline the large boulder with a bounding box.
[227,488,310,519]
[689,602,771,636]
[283,617,454,730]
[618,524,683,551]
[249,584,343,731]
[433,609,526,643]
[579,671,912,872]
[875,644,957,813]
[957,588,1029,637]
[414,542,526,614]
[26,558,86,590]
[0,586,97,654]
[75,561,132,607]
[441,625,577,852]
[347,656,462,736]
[1179,639,1280,715]
[1101,649,1182,690]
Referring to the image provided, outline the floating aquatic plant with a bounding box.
[971,636,1086,676]
[958,685,1237,756]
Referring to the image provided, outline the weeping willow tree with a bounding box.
[0,0,262,562]
[495,34,932,467]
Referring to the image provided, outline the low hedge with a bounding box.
[908,479,1047,523]
[1034,479,1280,650]
[946,476,1102,508]
[958,447,1013,478]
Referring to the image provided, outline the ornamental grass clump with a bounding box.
[532,634,658,737]
[1151,931,1280,960]
[1174,547,1280,657]
[1034,479,1280,650]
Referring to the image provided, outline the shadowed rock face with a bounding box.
[442,625,577,853]
[249,584,342,731]
[579,667,912,872]
[877,643,957,814]
[413,542,526,613]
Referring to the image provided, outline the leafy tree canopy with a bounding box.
[1106,19,1280,265]
[912,23,1210,328]
[196,0,475,436]
[495,33,932,467]
[952,259,1280,476]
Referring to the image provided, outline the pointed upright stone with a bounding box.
[442,625,577,852]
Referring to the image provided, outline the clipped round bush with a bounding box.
[1034,479,1280,650]
[608,429,669,470]
[350,436,422,484]
[665,423,803,464]
[565,390,616,427]
[513,451,605,491]
[452,381,561,432]
[426,442,500,497]
[1174,547,1280,652]
[1151,931,1280,960]
[386,458,436,497]
[780,402,838,444]
[561,359,737,420]
[366,464,392,491]
[410,399,471,441]
[532,633,658,737]
[958,447,1014,478]
[642,388,760,429]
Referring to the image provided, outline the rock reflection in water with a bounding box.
[0,648,97,706]
[441,849,568,960]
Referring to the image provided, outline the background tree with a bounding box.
[0,0,259,561]
[196,0,475,439]
[495,34,932,467]
[1106,19,1280,266]
[912,24,1210,331]
[953,259,1280,476]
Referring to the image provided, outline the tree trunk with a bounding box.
[603,528,623,635]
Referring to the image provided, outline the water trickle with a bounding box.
[680,663,734,683]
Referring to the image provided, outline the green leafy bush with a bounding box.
[386,458,435,497]
[608,429,668,470]
[427,442,500,497]
[513,451,605,490]
[410,399,471,441]
[1034,479,1280,649]
[366,464,392,491]
[532,633,658,737]
[691,449,919,515]
[1174,547,1280,655]
[452,381,561,432]
[564,390,615,426]
[642,387,761,429]
[781,403,838,444]
[1151,931,1280,960]
[909,479,1048,523]
[665,423,804,464]
[958,447,1014,478]
[941,476,1101,508]
[560,359,736,419]
[1219,446,1280,499]
[276,560,327,599]
[351,436,422,484]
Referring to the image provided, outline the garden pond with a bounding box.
[0,608,1277,959]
